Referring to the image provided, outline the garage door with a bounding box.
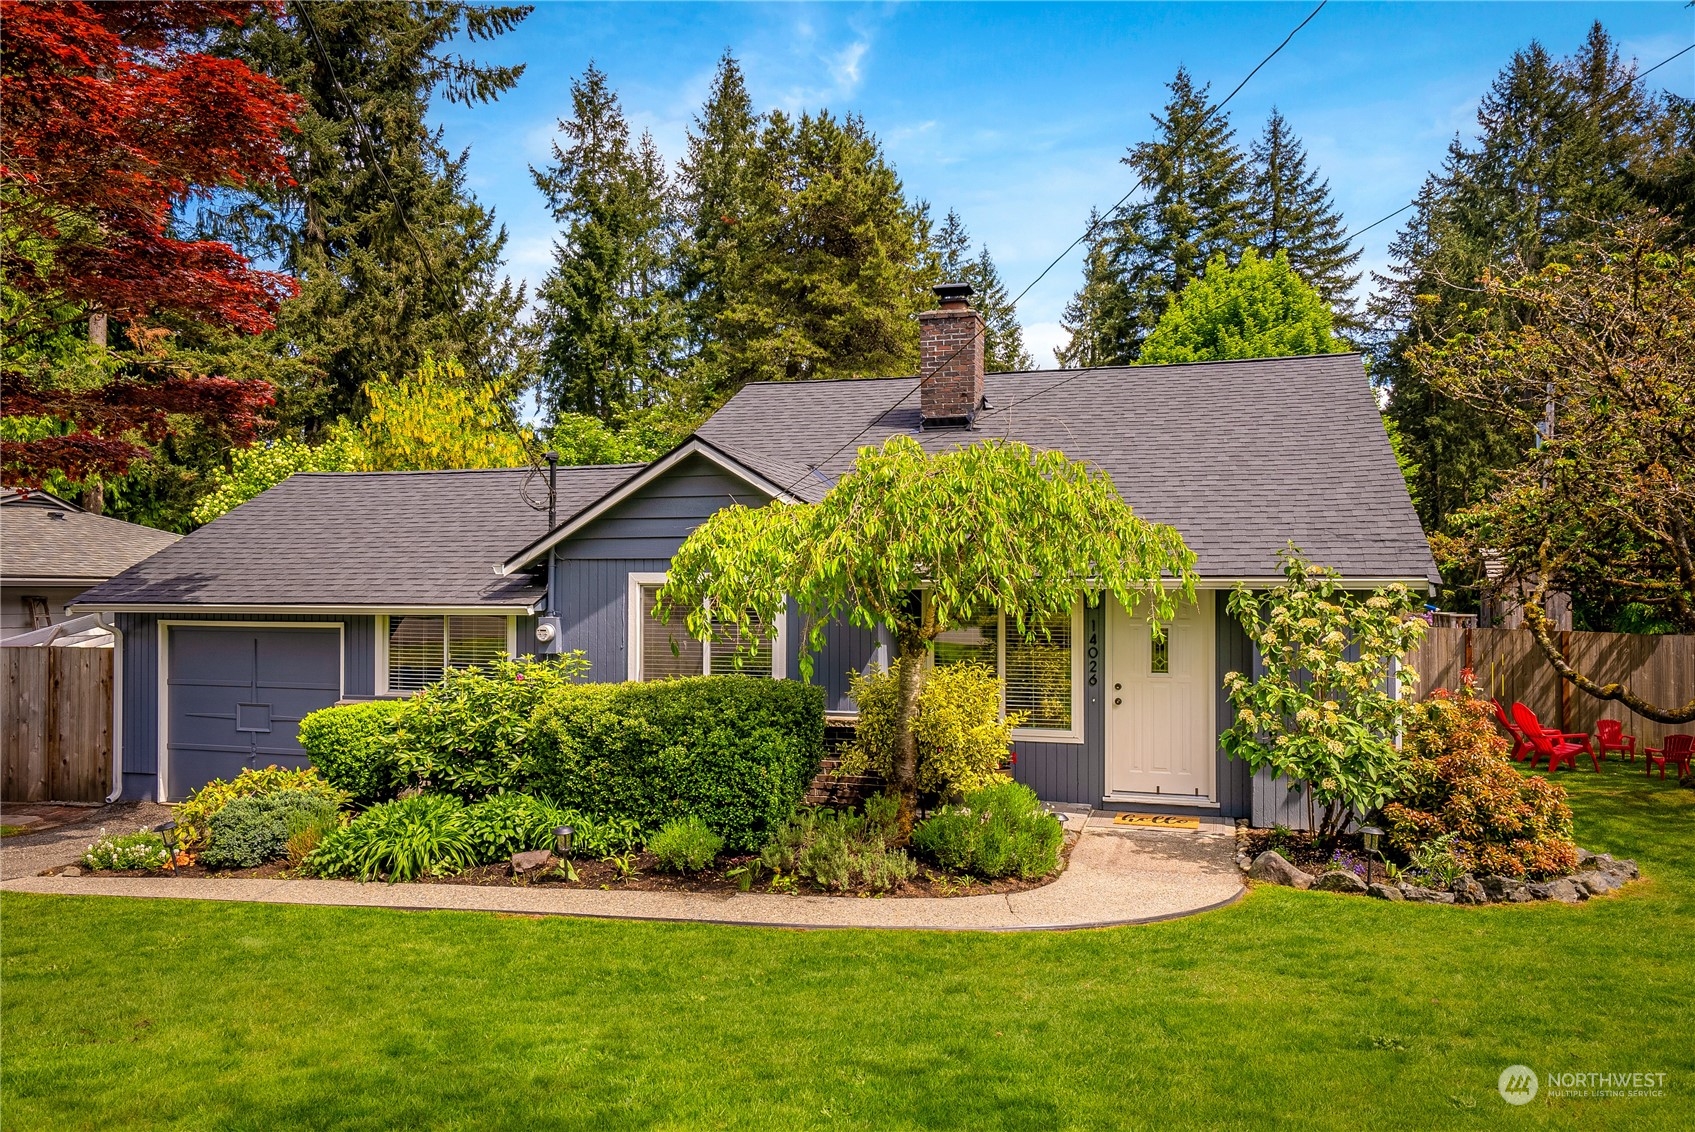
[166,626,342,799]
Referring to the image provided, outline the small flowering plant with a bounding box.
[81,828,172,871]
[1220,547,1428,845]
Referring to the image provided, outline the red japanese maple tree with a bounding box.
[1,1,302,489]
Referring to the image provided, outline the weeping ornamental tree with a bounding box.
[660,436,1197,833]
[1220,550,1428,845]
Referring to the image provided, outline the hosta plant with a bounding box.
[304,794,477,883]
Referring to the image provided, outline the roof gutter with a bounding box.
[69,602,543,615]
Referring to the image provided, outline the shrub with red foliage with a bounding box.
[1383,684,1578,879]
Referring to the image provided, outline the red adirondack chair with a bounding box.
[1646,734,1693,780]
[1513,702,1593,772]
[1492,699,1534,761]
[1596,719,1637,762]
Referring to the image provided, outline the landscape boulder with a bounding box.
[1312,870,1368,894]
[1248,850,1314,890]
[1398,883,1456,904]
[1573,870,1619,896]
[510,849,557,877]
[1450,875,1489,905]
[1366,882,1404,901]
[1528,878,1585,904]
[1480,875,1533,903]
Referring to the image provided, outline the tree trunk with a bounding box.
[891,629,928,839]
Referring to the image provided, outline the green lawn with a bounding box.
[3,763,1690,1131]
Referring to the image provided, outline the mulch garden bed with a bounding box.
[48,832,1080,898]
[1236,827,1370,875]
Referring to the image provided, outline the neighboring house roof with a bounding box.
[72,465,642,611]
[693,353,1439,584]
[1,488,181,586]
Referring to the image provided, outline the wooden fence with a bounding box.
[2,647,112,803]
[1405,626,1695,750]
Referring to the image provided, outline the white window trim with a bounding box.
[376,613,518,696]
[626,572,787,682]
[930,599,1086,745]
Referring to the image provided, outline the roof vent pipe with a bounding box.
[544,451,559,531]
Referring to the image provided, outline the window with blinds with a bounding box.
[386,615,510,694]
[639,585,704,680]
[933,604,1078,736]
[1005,611,1074,731]
[636,585,777,680]
[709,608,774,677]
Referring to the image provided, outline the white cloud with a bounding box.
[1022,321,1069,370]
[832,40,870,90]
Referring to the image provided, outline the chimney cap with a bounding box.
[932,282,975,307]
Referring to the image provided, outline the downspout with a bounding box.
[98,612,124,803]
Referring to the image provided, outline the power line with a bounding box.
[293,2,554,513]
[776,0,1330,496]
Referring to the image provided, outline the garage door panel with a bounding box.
[167,625,342,800]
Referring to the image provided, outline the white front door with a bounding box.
[1105,590,1217,801]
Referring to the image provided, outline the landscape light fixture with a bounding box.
[553,825,574,858]
[1360,825,1384,886]
[155,820,179,874]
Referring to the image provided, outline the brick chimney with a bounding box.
[917,282,984,427]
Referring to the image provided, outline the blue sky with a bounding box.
[435,2,1694,367]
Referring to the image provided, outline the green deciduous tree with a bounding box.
[532,63,682,424]
[1246,109,1362,332]
[1220,549,1428,845]
[1138,248,1346,364]
[193,355,537,522]
[1415,218,1695,722]
[660,435,1197,831]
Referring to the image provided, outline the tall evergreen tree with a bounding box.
[932,210,1033,371]
[1373,24,1680,537]
[1246,109,1361,331]
[206,2,534,433]
[676,51,762,404]
[532,64,681,424]
[1059,68,1252,365]
[707,109,936,389]
[1054,211,1125,369]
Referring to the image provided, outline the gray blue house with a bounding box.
[74,286,1437,821]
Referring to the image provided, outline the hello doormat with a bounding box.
[1112,813,1201,830]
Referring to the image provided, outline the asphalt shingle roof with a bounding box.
[73,465,642,609]
[697,353,1439,583]
[1,491,180,584]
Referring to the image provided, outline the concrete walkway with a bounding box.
[1,812,1245,932]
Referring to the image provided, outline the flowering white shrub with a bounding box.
[81,829,171,871]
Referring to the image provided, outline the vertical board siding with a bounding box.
[1214,599,1253,819]
[561,456,770,562]
[801,618,881,713]
[553,557,672,681]
[114,612,376,801]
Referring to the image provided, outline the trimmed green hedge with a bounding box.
[530,677,824,852]
[298,700,406,804]
[295,671,824,853]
